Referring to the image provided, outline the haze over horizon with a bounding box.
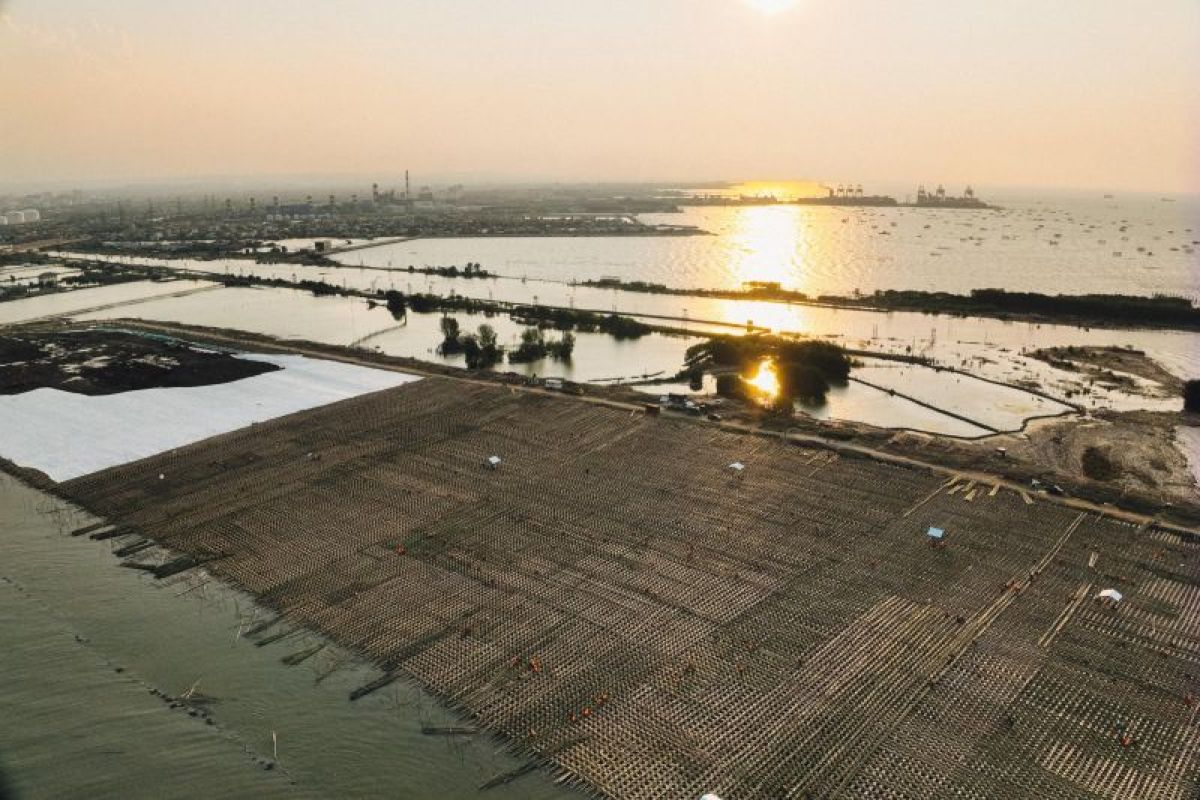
[3,0,1198,194]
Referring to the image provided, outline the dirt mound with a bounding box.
[1030,345,1182,398]
[0,330,279,395]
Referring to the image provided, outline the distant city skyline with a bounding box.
[2,0,1197,193]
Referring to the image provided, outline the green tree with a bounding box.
[704,337,746,366]
[509,327,548,363]
[461,334,482,368]
[1185,380,1200,412]
[548,331,575,361]
[780,363,830,405]
[384,290,405,318]
[715,373,743,398]
[438,316,463,354]
[778,340,850,384]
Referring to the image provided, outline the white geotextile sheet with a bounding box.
[0,354,419,481]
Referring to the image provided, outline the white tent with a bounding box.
[1097,588,1124,604]
[487,455,502,469]
[728,462,745,472]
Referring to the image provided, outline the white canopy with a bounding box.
[1097,588,1124,603]
[728,462,745,472]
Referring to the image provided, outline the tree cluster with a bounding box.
[859,288,1200,328]
[404,262,491,279]
[510,305,649,338]
[692,335,852,407]
[438,317,464,354]
[461,324,504,369]
[507,327,575,363]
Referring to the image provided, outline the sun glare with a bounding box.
[743,0,801,15]
[725,205,806,290]
[744,358,781,400]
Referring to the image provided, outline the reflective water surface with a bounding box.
[0,473,576,800]
[339,197,1199,297]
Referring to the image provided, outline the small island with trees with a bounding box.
[685,335,853,409]
[435,316,575,369]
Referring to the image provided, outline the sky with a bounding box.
[2,0,1198,193]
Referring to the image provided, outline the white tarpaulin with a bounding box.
[0,354,419,481]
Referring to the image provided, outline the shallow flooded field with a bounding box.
[58,250,1200,394]
[35,212,1200,434]
[0,264,82,285]
[852,361,1071,432]
[0,280,215,326]
[65,286,1041,436]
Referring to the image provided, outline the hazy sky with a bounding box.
[2,0,1198,192]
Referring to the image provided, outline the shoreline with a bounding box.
[0,471,570,799]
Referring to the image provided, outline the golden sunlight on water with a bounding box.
[743,357,780,400]
[717,298,815,334]
[715,203,835,330]
[726,206,806,289]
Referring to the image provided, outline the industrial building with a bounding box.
[1,209,40,225]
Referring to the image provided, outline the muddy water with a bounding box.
[40,251,1200,427]
[0,280,214,326]
[57,250,1200,390]
[851,361,1070,431]
[66,286,1026,436]
[71,285,702,385]
[0,473,576,800]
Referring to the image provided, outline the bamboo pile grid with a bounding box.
[60,377,1200,799]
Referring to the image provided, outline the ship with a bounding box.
[791,183,995,209]
[680,182,994,209]
[792,184,898,207]
[914,184,992,209]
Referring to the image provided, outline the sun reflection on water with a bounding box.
[744,357,780,400]
[726,206,806,290]
[714,202,835,333]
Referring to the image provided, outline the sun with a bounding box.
[743,0,801,15]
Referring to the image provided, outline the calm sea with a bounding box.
[343,192,1200,299]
